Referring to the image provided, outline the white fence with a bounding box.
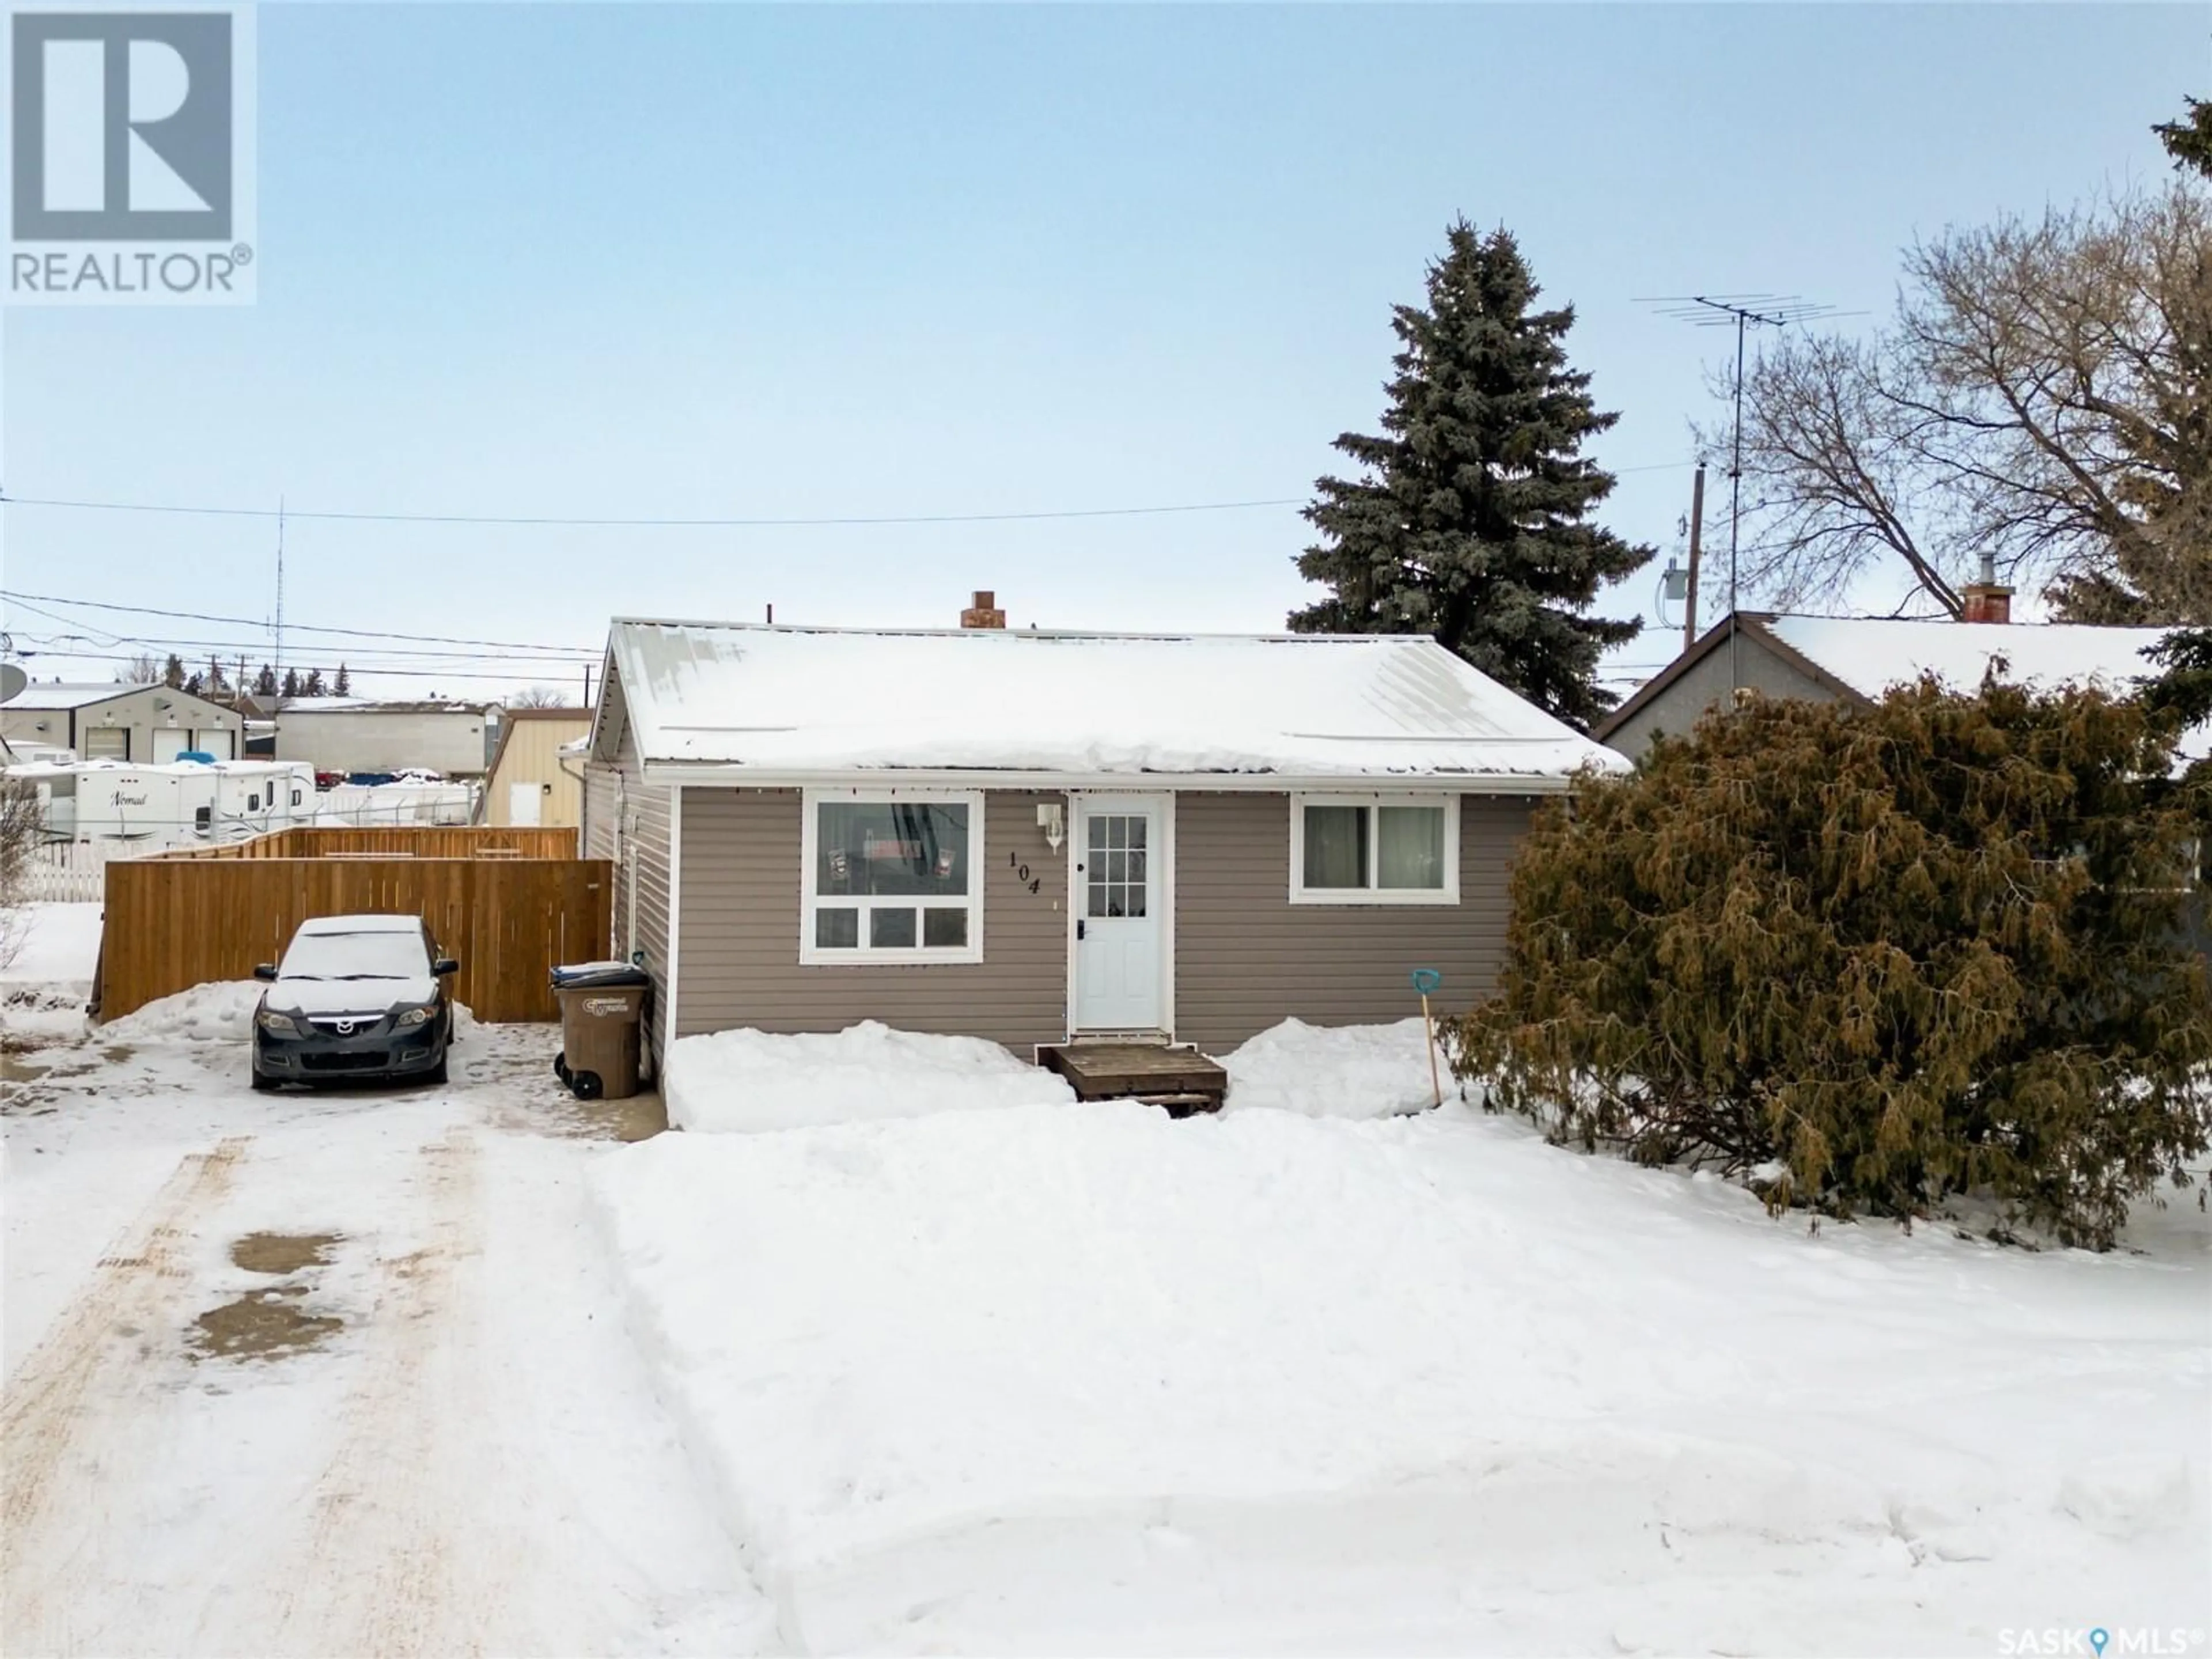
[18,840,154,903]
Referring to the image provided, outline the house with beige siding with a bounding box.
[482,705,593,827]
[583,612,1629,1075]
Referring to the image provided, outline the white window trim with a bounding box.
[800,786,986,965]
[1287,792,1460,906]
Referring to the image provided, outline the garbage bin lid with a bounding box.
[551,960,652,988]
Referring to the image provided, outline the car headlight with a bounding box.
[394,1006,435,1029]
[256,1010,302,1036]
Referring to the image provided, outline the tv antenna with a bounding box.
[1639,293,1852,685]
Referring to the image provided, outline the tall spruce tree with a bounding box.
[1290,219,1653,729]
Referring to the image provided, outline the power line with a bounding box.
[10,630,596,669]
[0,461,1699,531]
[14,646,579,686]
[2,492,1306,529]
[0,589,594,656]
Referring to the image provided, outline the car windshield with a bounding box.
[279,929,428,982]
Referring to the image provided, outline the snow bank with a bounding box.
[1,902,104,986]
[99,980,264,1043]
[593,1101,2210,1653]
[1221,1016,1445,1118]
[661,1019,1072,1134]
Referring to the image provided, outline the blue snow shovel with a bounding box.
[1411,968,1443,1106]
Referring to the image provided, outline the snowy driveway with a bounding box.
[2,944,772,1658]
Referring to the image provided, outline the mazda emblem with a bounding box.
[334,1019,355,1036]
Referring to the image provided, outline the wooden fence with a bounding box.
[157,826,579,861]
[96,827,608,1024]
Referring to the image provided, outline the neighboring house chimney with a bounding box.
[1961,551,2012,624]
[961,590,1006,629]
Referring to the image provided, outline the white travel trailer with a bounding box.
[205,760,317,840]
[5,758,318,846]
[62,763,203,844]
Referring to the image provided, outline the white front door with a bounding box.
[1073,797,1164,1032]
[508,781,543,826]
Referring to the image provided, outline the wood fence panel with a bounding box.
[99,855,611,1023]
[138,827,577,861]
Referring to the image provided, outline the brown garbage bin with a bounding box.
[551,963,650,1100]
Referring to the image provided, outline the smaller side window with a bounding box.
[194,805,211,831]
[248,792,261,811]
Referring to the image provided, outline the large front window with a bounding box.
[801,790,984,963]
[1289,794,1459,904]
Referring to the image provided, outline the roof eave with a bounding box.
[632,760,1592,794]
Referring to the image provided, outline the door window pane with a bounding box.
[815,907,859,949]
[870,907,918,948]
[1378,805,1446,889]
[922,907,968,948]
[1086,815,1147,918]
[1303,805,1368,889]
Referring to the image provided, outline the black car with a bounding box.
[251,914,459,1090]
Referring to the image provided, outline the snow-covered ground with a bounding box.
[597,1024,2212,1655]
[665,1019,1072,1134]
[2,901,104,1048]
[10,912,2210,1656]
[3,906,772,1656]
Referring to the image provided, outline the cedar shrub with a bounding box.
[1449,677,2212,1249]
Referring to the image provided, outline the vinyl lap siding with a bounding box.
[676,789,1069,1055]
[580,712,672,1073]
[1173,791,1536,1052]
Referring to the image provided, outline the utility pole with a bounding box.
[1683,462,1705,654]
[273,495,286,695]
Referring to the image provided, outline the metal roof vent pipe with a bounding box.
[1961,550,2012,625]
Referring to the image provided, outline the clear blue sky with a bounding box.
[2,3,2200,700]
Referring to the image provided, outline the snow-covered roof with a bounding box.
[275,698,488,715]
[601,620,1627,786]
[1759,616,2207,765]
[1763,616,2171,701]
[2,681,158,710]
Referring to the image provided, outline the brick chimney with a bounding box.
[1960,552,2011,624]
[960,590,1006,630]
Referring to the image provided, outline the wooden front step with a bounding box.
[1039,1041,1228,1112]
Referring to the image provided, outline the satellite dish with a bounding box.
[0,663,25,703]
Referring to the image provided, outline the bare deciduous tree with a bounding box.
[507,686,574,708]
[1712,185,2212,622]
[115,653,162,685]
[0,778,43,971]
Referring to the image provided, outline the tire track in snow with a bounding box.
[264,1127,501,1658]
[2,1135,252,1652]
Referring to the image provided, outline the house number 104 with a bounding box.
[1007,851,1041,893]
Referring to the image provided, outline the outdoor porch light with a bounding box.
[1037,801,1065,853]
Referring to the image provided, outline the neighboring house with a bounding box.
[1596,606,2209,959]
[482,705,592,827]
[1595,609,2198,763]
[0,681,244,763]
[583,612,1628,1073]
[272,698,495,778]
